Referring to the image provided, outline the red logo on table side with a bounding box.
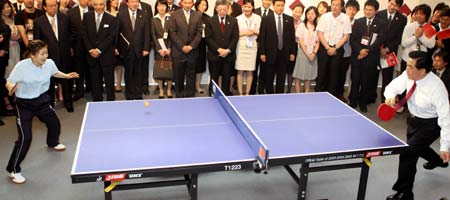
[105,173,126,181]
[365,151,382,158]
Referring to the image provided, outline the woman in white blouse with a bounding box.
[234,0,261,96]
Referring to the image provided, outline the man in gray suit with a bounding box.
[168,0,203,98]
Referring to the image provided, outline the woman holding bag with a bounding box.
[152,0,173,98]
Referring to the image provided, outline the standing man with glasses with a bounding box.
[205,0,239,96]
[316,0,351,97]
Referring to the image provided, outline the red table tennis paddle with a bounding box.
[377,103,401,121]
[378,81,417,121]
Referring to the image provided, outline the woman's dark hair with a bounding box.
[303,6,319,31]
[194,0,208,12]
[0,0,15,18]
[106,0,118,12]
[154,0,169,15]
[28,40,48,55]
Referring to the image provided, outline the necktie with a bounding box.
[263,9,267,18]
[387,15,392,28]
[51,17,58,40]
[220,17,224,32]
[185,11,190,24]
[131,12,136,31]
[366,19,372,36]
[96,14,101,32]
[397,81,416,107]
[19,4,22,11]
[81,8,88,20]
[277,16,283,50]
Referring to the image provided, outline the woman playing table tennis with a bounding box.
[5,40,79,184]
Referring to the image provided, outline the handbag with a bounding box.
[153,56,173,80]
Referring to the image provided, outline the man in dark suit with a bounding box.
[13,0,25,12]
[349,0,386,113]
[250,0,273,95]
[34,0,74,112]
[68,0,93,101]
[376,0,407,102]
[119,0,152,95]
[205,0,239,95]
[168,0,203,98]
[433,51,450,100]
[81,0,119,101]
[258,0,296,94]
[117,0,151,100]
[167,0,180,13]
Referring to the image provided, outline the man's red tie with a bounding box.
[220,18,224,33]
[398,81,416,107]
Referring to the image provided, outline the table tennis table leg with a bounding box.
[298,163,310,200]
[357,158,371,200]
[186,174,198,200]
[104,181,112,200]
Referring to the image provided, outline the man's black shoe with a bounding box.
[423,162,449,170]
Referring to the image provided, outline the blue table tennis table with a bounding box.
[71,82,407,200]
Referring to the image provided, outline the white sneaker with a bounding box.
[49,144,66,151]
[9,172,26,184]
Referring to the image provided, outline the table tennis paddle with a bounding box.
[377,103,401,121]
[8,82,19,96]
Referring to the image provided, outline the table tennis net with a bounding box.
[211,81,269,170]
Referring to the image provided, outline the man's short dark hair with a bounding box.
[434,51,450,65]
[345,0,360,11]
[389,0,403,7]
[331,0,344,8]
[272,0,285,5]
[215,0,228,8]
[409,51,432,73]
[440,7,450,18]
[364,0,379,11]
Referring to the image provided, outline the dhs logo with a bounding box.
[128,173,143,179]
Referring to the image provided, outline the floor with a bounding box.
[0,86,449,200]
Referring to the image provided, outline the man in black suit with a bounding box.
[433,51,450,100]
[168,0,203,98]
[167,0,180,14]
[117,0,151,100]
[34,0,74,112]
[258,0,295,94]
[81,0,119,101]
[68,0,93,101]
[13,0,25,12]
[376,0,407,102]
[119,0,152,95]
[205,0,239,95]
[250,0,273,95]
[349,0,386,113]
